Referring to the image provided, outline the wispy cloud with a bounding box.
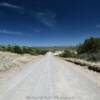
[0,2,56,27]
[35,11,56,27]
[0,2,23,9]
[96,25,100,28]
[0,29,25,36]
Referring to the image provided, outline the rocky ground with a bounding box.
[64,58,100,73]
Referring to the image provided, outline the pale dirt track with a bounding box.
[0,53,100,100]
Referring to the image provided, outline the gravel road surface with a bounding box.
[0,53,100,100]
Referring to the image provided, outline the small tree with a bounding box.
[13,45,23,54]
[77,37,100,54]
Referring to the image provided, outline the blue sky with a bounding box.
[0,0,100,46]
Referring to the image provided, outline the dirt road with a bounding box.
[0,53,100,100]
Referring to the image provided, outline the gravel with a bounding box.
[65,58,100,73]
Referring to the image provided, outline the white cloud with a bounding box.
[0,2,56,27]
[0,2,23,9]
[36,11,56,27]
[96,25,100,28]
[0,29,25,36]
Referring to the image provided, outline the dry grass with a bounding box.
[0,51,38,71]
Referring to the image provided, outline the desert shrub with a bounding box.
[32,49,48,55]
[6,45,14,52]
[0,45,48,55]
[77,37,100,61]
[13,45,23,54]
[0,45,5,51]
[60,49,76,58]
[38,49,48,55]
[78,53,100,62]
[77,37,100,54]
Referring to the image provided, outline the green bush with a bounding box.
[13,45,23,54]
[77,37,100,61]
[60,49,76,58]
[78,53,100,61]
[0,45,48,55]
[78,37,100,54]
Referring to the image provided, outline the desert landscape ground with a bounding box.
[0,52,100,100]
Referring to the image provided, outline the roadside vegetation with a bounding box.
[60,37,100,62]
[0,45,48,72]
[59,49,77,58]
[77,37,100,62]
[0,45,48,55]
[60,37,100,72]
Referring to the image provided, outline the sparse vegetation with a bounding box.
[0,45,48,55]
[77,37,100,54]
[60,37,100,62]
[61,37,100,73]
[59,49,77,58]
[77,37,100,61]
